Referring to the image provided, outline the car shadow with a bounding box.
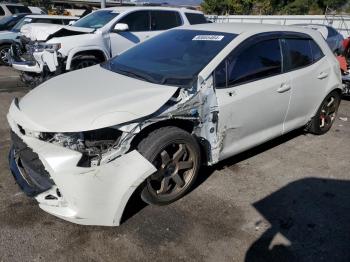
[192,128,305,191]
[122,128,305,223]
[245,177,350,262]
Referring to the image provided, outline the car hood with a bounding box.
[20,23,94,41]
[13,66,178,132]
[0,30,17,40]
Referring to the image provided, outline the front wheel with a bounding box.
[137,126,201,205]
[71,56,99,70]
[308,91,341,135]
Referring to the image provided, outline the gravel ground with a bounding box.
[0,66,349,262]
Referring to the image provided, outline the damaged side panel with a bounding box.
[101,75,222,166]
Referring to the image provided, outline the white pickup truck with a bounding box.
[9,6,208,87]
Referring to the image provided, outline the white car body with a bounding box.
[0,3,31,18]
[10,6,206,82]
[7,23,342,226]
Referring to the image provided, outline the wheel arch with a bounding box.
[130,119,209,164]
[66,47,109,70]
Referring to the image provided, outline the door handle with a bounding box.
[317,72,329,79]
[277,83,291,93]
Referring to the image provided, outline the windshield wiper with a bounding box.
[116,68,158,84]
[160,75,196,87]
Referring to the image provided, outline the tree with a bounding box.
[201,0,349,14]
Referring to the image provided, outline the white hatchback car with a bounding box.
[7,23,342,226]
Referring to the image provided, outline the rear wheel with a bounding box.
[137,126,201,205]
[308,91,341,135]
[0,45,11,66]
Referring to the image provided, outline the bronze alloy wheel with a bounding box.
[138,126,201,205]
[147,143,196,199]
[308,91,341,135]
[319,94,338,131]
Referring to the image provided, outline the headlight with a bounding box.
[40,128,122,167]
[34,43,61,52]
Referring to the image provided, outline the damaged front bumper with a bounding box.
[7,115,157,226]
[10,43,59,74]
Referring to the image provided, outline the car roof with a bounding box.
[103,6,203,14]
[25,14,78,19]
[180,22,316,36]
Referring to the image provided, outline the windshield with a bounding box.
[73,10,118,29]
[102,29,236,87]
[0,15,15,25]
[11,17,32,32]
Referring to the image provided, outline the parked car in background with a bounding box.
[9,6,208,87]
[295,24,344,54]
[0,3,31,18]
[7,23,342,226]
[0,13,28,31]
[0,15,78,66]
[28,6,47,15]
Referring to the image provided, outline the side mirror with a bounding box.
[68,21,75,26]
[113,23,129,32]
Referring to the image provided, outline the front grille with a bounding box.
[11,39,36,64]
[10,131,55,196]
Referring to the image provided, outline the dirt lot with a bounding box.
[0,66,349,262]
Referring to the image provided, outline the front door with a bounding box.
[215,37,291,160]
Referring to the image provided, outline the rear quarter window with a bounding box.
[285,39,313,71]
[150,10,182,30]
[185,13,207,25]
[6,5,31,14]
[0,7,5,16]
[309,40,324,62]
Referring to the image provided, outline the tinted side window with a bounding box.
[285,39,313,70]
[119,11,150,32]
[216,39,282,88]
[185,13,207,25]
[33,18,62,24]
[309,40,324,62]
[327,27,338,37]
[0,7,5,16]
[150,11,182,30]
[6,5,31,14]
[62,19,74,25]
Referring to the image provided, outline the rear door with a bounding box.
[148,10,182,38]
[215,35,292,160]
[282,36,329,132]
[109,10,150,56]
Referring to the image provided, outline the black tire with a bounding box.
[137,126,201,205]
[0,44,11,66]
[71,56,99,70]
[308,91,341,135]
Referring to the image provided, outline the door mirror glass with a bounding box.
[113,23,129,32]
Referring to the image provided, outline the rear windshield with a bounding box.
[6,5,31,14]
[73,10,118,29]
[103,29,236,88]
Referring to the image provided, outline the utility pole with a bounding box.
[101,0,106,8]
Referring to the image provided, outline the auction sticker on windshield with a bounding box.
[192,35,224,41]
